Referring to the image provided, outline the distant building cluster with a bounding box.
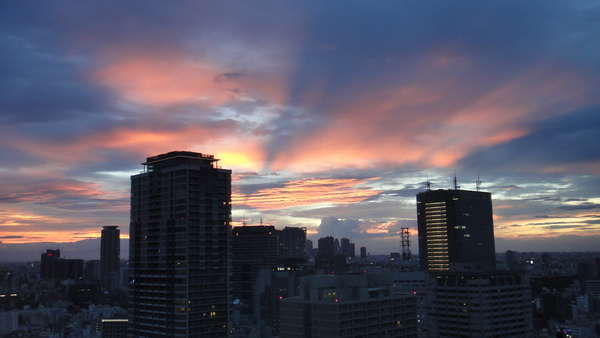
[2,150,600,337]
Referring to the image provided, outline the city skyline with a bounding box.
[1,1,600,260]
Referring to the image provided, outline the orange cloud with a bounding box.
[94,47,292,108]
[233,178,380,210]
[0,230,101,244]
[95,54,232,107]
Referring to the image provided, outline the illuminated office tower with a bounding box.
[416,189,496,272]
[129,151,231,337]
[100,225,120,290]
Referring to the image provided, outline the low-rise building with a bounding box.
[425,271,533,337]
[279,273,418,337]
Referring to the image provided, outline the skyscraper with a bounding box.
[417,188,534,337]
[100,225,120,290]
[416,189,496,272]
[129,151,232,337]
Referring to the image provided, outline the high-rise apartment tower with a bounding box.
[129,151,232,337]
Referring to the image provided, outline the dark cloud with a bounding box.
[0,31,114,127]
[533,215,573,219]
[215,72,248,83]
[233,181,287,196]
[495,235,600,253]
[460,107,600,173]
[558,203,600,211]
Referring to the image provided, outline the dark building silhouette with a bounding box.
[53,259,84,280]
[41,249,84,280]
[506,250,519,270]
[315,236,347,274]
[360,246,367,259]
[348,242,355,259]
[69,280,101,306]
[340,237,350,256]
[40,249,60,279]
[278,227,307,262]
[317,236,335,256]
[417,189,496,272]
[129,151,231,337]
[231,225,278,314]
[100,225,120,290]
[315,254,348,274]
[306,239,313,258]
[85,260,100,280]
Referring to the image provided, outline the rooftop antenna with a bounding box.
[426,174,431,191]
[260,216,263,226]
[476,174,482,192]
[242,214,246,226]
[453,170,460,190]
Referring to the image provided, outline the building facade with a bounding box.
[425,272,533,337]
[100,225,120,290]
[317,236,335,256]
[128,151,231,337]
[279,274,418,338]
[278,227,307,263]
[416,189,496,272]
[231,225,278,315]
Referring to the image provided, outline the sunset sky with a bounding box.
[1,1,600,261]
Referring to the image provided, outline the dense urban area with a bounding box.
[2,249,600,337]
